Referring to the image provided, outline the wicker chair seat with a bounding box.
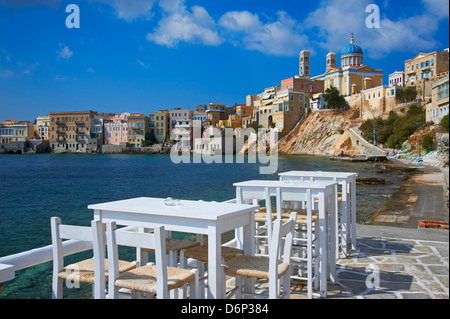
[143,238,200,255]
[59,258,136,284]
[224,255,289,280]
[114,264,195,293]
[183,245,243,263]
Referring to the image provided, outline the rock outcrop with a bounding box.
[276,109,365,156]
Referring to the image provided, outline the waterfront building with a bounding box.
[35,115,50,140]
[246,75,322,134]
[427,75,449,124]
[205,103,234,127]
[389,71,405,87]
[192,110,207,123]
[312,34,384,97]
[127,113,149,148]
[218,104,254,129]
[49,111,99,153]
[153,110,170,143]
[0,120,36,143]
[104,112,129,145]
[170,108,193,131]
[172,119,193,151]
[195,105,207,113]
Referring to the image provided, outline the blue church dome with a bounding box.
[342,34,363,55]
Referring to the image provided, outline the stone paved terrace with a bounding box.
[232,225,449,299]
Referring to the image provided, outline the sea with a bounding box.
[0,153,407,299]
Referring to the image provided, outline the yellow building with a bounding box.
[404,50,449,87]
[153,110,170,143]
[427,75,449,124]
[0,120,36,143]
[127,113,149,148]
[312,34,384,97]
[219,104,254,129]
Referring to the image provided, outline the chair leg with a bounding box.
[282,272,290,299]
[189,269,199,299]
[52,275,63,299]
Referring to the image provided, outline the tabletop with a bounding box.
[279,171,358,179]
[88,197,258,221]
[233,179,337,189]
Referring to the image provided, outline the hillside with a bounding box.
[277,108,364,156]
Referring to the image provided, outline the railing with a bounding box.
[0,199,240,288]
[0,226,139,287]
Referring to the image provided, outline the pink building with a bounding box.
[104,112,129,145]
[170,108,193,131]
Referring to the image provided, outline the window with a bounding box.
[431,58,435,66]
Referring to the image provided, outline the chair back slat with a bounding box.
[268,212,296,278]
[58,224,93,242]
[105,222,168,298]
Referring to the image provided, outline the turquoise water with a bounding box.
[0,154,406,298]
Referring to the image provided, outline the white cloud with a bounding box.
[147,3,223,47]
[57,44,73,60]
[218,11,261,32]
[136,59,150,69]
[219,10,308,57]
[304,0,446,59]
[422,0,449,19]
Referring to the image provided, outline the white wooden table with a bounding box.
[233,180,337,298]
[88,197,258,299]
[279,171,358,257]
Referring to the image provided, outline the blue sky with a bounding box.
[0,0,448,122]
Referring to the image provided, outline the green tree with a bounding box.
[141,131,157,147]
[441,114,449,133]
[323,86,348,109]
[396,87,418,103]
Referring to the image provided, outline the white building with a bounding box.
[36,115,50,140]
[310,93,328,110]
[389,71,405,87]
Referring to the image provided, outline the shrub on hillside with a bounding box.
[441,114,449,133]
[360,105,425,149]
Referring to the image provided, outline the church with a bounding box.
[310,34,384,97]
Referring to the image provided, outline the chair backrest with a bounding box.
[105,222,169,298]
[268,211,296,280]
[50,217,105,298]
[50,217,104,271]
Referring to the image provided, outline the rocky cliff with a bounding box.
[276,108,365,156]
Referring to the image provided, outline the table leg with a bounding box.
[243,211,256,297]
[341,182,349,258]
[328,191,336,284]
[350,179,357,250]
[207,225,223,299]
[318,193,327,298]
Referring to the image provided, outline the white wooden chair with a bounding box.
[236,186,278,255]
[50,217,136,299]
[277,188,320,299]
[105,221,199,299]
[223,211,297,299]
[179,241,243,299]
